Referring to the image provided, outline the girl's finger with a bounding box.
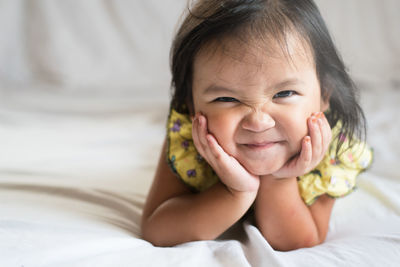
[299,135,313,170]
[207,133,259,192]
[206,134,224,160]
[198,115,209,148]
[201,133,232,178]
[198,115,219,161]
[319,113,332,153]
[192,115,207,158]
[309,112,323,159]
[273,136,312,178]
[196,115,224,167]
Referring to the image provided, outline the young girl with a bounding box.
[141,0,373,251]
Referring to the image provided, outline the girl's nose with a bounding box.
[241,108,275,133]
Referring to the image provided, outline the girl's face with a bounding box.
[192,37,329,175]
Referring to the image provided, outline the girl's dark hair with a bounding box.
[170,0,366,152]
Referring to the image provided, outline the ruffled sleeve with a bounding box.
[166,108,219,192]
[298,126,373,205]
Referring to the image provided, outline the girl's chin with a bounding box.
[242,161,284,176]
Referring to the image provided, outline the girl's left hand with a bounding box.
[271,112,332,178]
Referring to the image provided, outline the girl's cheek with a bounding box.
[285,112,309,151]
[206,112,238,144]
[207,113,229,135]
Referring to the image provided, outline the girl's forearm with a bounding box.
[254,176,333,251]
[142,182,257,247]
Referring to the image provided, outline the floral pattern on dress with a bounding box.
[167,108,373,202]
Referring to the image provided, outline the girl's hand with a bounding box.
[192,113,260,193]
[271,112,332,179]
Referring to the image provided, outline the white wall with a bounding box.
[0,0,186,93]
[316,0,400,87]
[0,0,398,96]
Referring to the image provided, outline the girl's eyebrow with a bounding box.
[203,85,238,95]
[274,78,304,89]
[203,78,304,95]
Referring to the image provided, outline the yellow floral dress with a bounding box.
[167,108,373,205]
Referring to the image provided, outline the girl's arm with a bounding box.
[254,176,335,251]
[254,112,334,251]
[141,139,257,247]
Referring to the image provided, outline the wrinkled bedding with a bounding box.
[1,0,399,266]
[0,87,399,266]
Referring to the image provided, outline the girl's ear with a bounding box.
[186,96,195,117]
[320,98,330,112]
[188,104,195,121]
[320,88,331,112]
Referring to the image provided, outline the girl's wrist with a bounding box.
[259,175,297,185]
[223,182,259,200]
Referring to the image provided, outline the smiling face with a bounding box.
[192,36,329,176]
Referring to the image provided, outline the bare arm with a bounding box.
[141,139,257,247]
[254,112,334,251]
[254,176,335,251]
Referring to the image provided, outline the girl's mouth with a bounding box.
[243,142,279,150]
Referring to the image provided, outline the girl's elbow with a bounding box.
[299,225,328,249]
[140,220,156,245]
[286,228,324,250]
[141,219,215,247]
[292,229,326,250]
[275,236,321,251]
[140,218,168,247]
[141,224,172,247]
[300,231,323,248]
[261,228,322,251]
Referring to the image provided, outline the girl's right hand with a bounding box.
[192,113,260,194]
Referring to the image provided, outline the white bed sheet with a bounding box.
[1,0,399,266]
[0,86,399,267]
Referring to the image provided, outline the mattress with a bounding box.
[0,86,399,266]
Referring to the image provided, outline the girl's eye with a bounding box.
[214,97,239,103]
[273,90,296,99]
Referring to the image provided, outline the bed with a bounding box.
[1,1,399,266]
